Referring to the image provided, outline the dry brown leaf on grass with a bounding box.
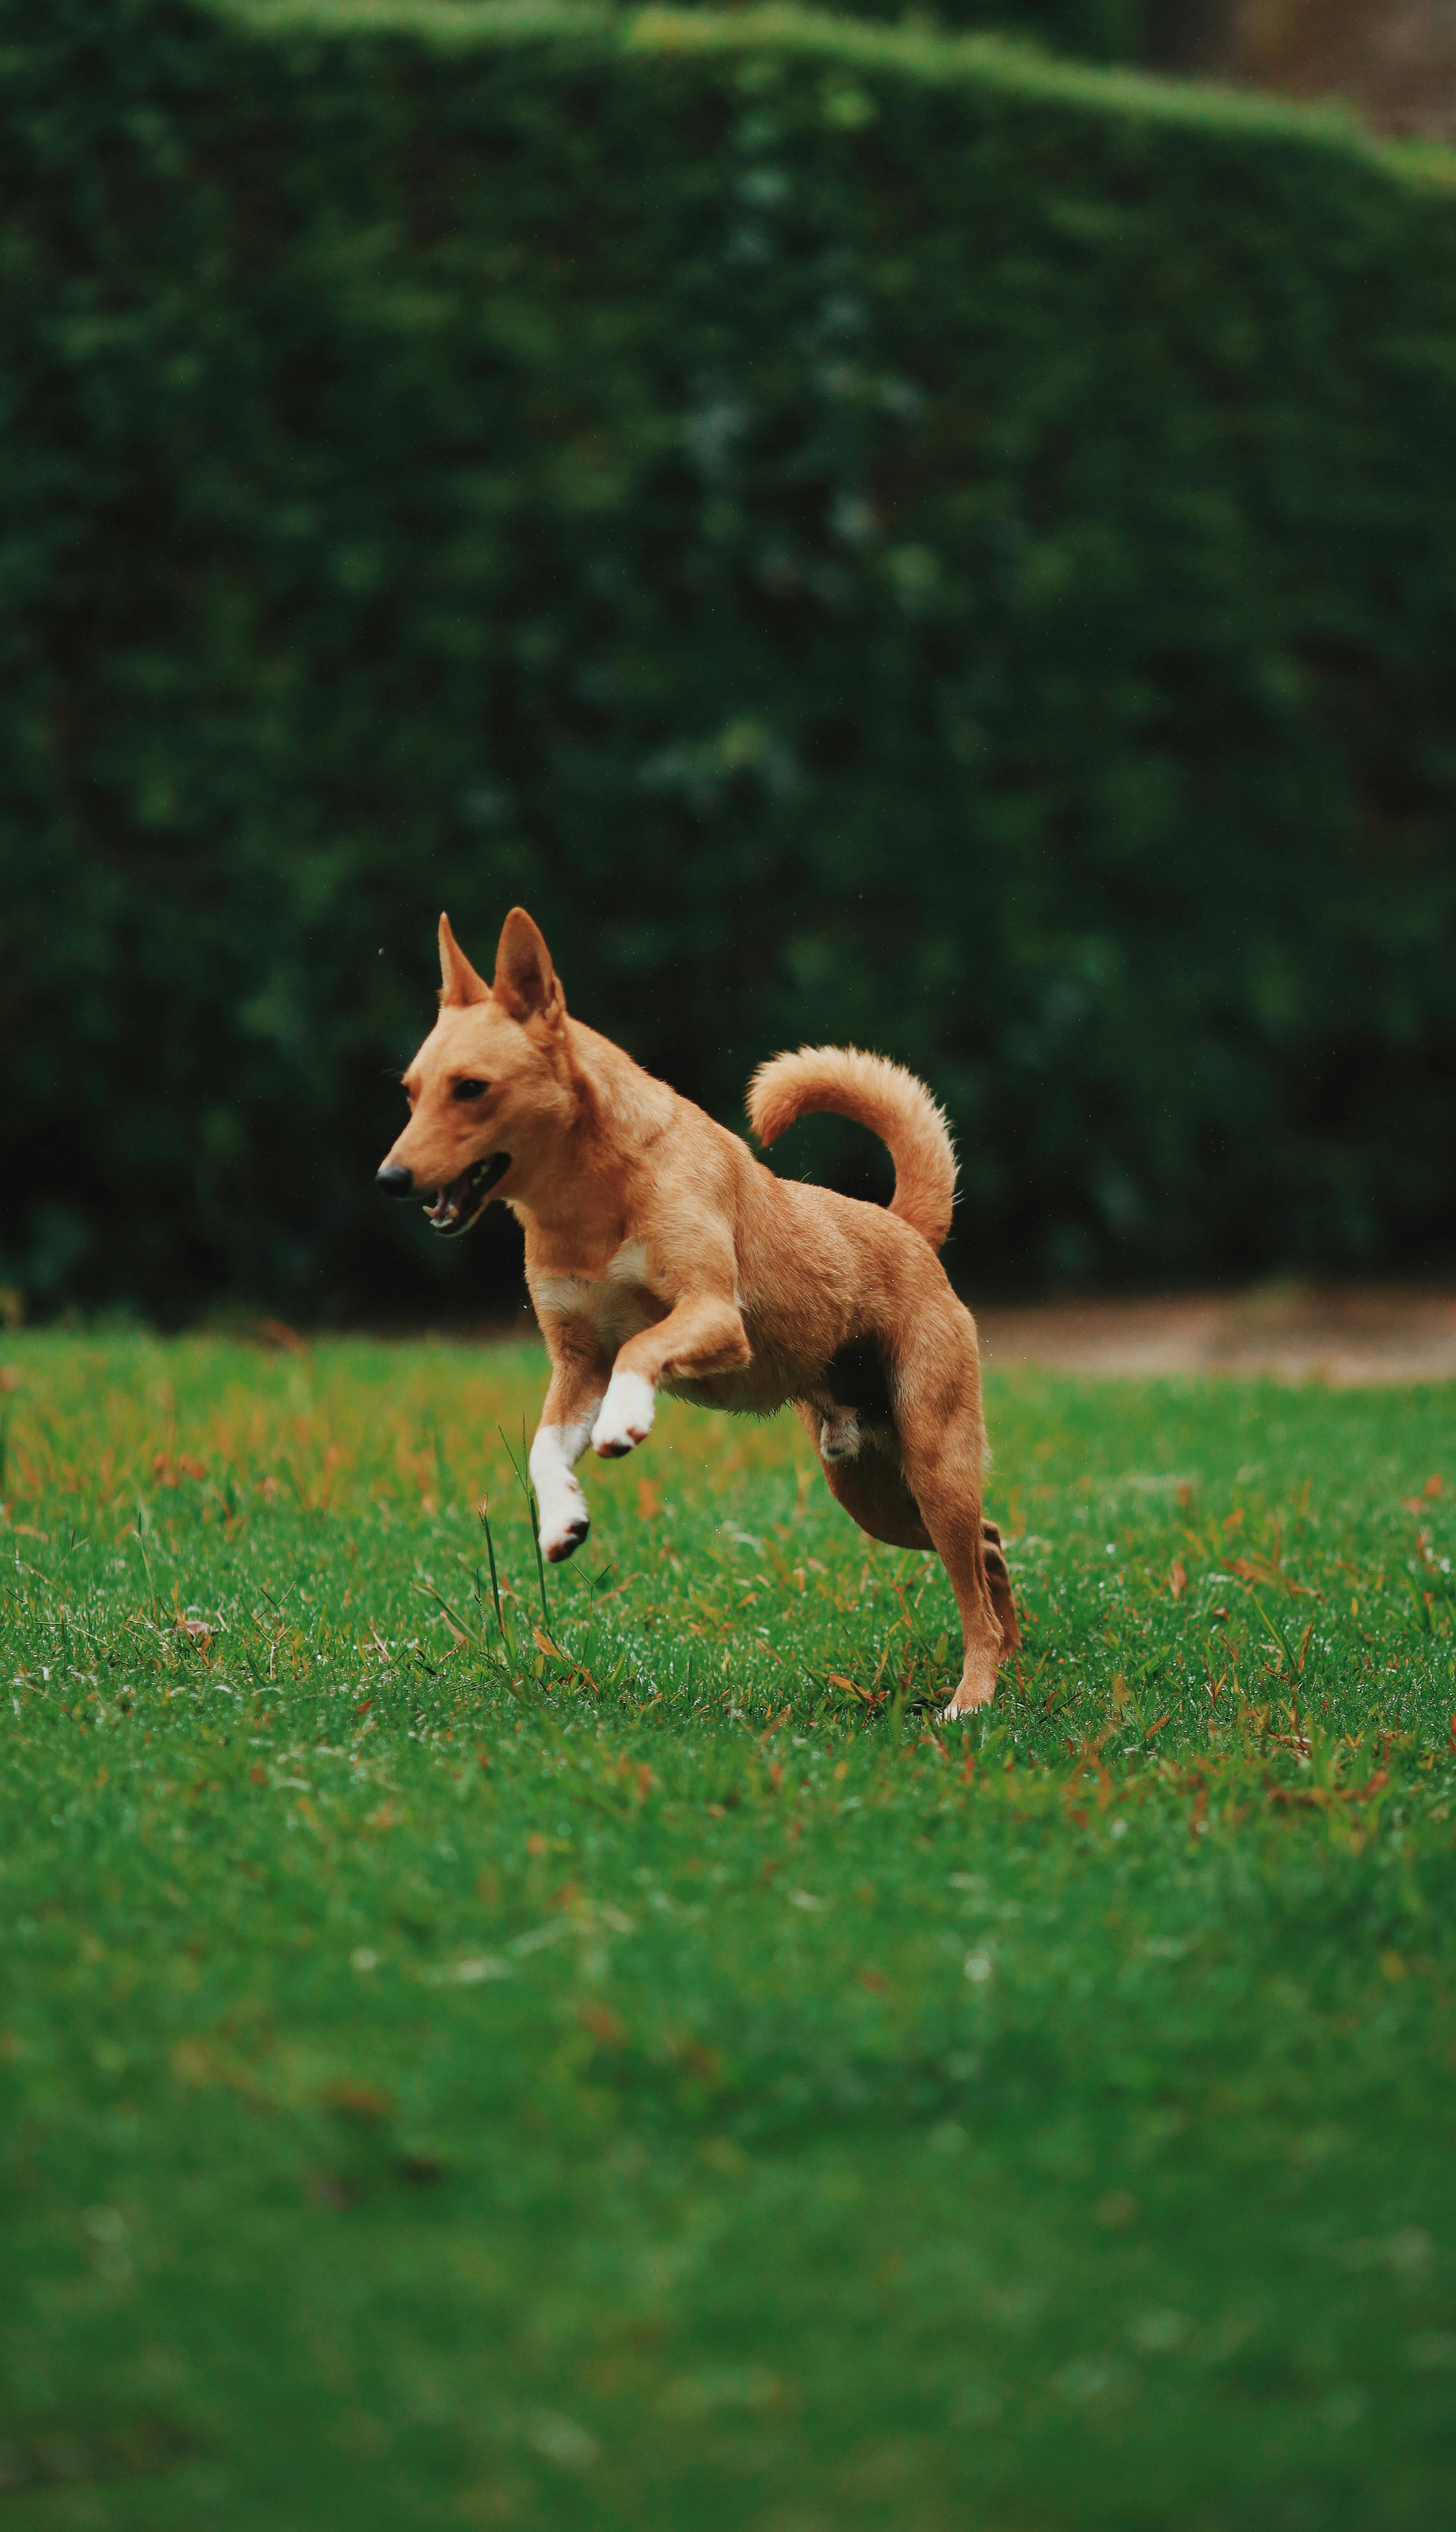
[323,2079,391,2123]
[828,1672,872,1705]
[576,2001,628,2047]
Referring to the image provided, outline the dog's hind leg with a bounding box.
[794,1405,1020,1646]
[882,1316,1007,1715]
[795,1403,931,1548]
[980,1519,1020,1656]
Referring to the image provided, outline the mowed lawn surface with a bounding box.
[3,1335,1456,2532]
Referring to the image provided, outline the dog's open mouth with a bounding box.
[424,1151,512,1237]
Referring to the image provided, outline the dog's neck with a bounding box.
[508,1018,675,1263]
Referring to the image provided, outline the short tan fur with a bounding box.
[379,908,1017,1714]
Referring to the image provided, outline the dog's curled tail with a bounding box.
[747,1045,957,1252]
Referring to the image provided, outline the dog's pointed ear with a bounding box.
[493,908,565,1027]
[438,913,491,1008]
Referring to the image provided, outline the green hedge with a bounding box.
[4,0,1456,1320]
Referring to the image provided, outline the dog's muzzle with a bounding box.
[423,1151,512,1237]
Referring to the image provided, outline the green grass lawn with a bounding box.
[3,1332,1455,2531]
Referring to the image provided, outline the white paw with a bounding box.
[528,1422,593,1562]
[591,1370,655,1459]
[538,1480,590,1564]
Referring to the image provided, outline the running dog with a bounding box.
[376,909,1017,1713]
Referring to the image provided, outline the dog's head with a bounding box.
[377,908,574,1235]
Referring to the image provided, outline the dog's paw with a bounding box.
[536,1475,591,1563]
[591,1370,655,1459]
[541,1504,590,1564]
[942,1680,996,1720]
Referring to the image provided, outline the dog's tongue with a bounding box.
[423,1152,510,1238]
[426,1181,465,1230]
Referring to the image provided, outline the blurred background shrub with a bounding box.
[3,0,1456,1322]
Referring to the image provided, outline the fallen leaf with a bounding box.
[577,2001,627,2046]
[324,2080,392,2123]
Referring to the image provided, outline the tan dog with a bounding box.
[377,908,1017,1714]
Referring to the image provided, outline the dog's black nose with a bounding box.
[376,1164,414,1198]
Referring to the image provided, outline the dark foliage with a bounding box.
[3,2,1456,1320]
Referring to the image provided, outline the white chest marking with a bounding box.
[532,1239,656,1342]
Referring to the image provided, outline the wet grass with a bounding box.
[2,1331,1455,2530]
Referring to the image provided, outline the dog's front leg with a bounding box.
[529,1352,607,1562]
[592,1291,750,1459]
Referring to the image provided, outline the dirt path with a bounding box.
[975,1283,1456,1383]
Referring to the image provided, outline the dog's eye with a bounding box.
[451,1078,488,1103]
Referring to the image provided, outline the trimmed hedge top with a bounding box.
[219,0,1157,68]
[209,0,1445,153]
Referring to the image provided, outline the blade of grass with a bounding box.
[478,1502,508,1645]
[498,1420,550,1627]
[133,1495,157,1613]
[1251,1594,1300,1674]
